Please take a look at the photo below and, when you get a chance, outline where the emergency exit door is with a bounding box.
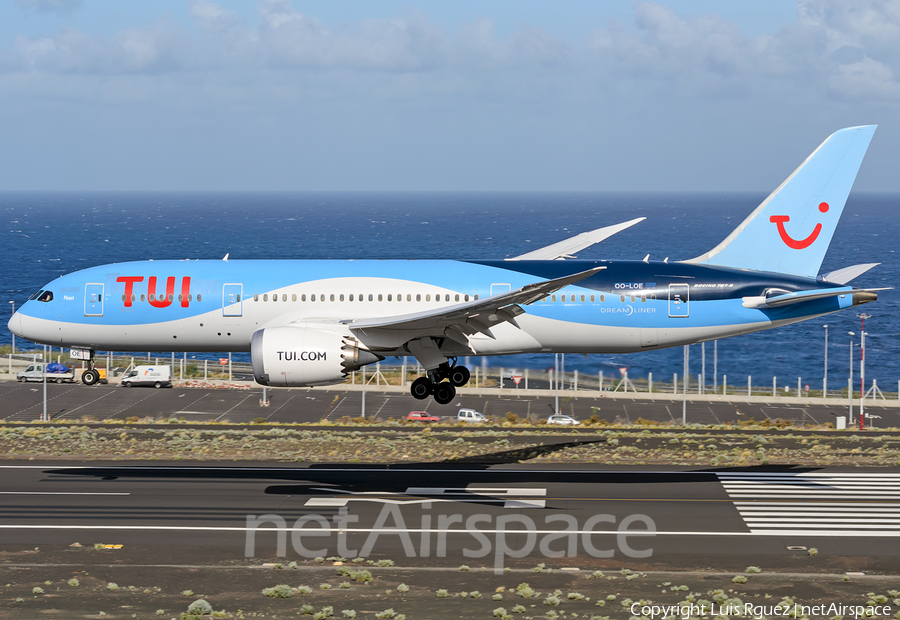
[84,283,104,316]
[668,283,689,317]
[222,283,243,317]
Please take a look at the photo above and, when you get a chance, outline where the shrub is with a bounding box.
[470,591,481,598]
[339,582,351,589]
[350,570,373,583]
[511,605,526,613]
[107,582,119,590]
[568,592,585,600]
[320,583,332,590]
[592,570,604,578]
[493,593,503,601]
[746,566,761,573]
[459,565,470,572]
[375,559,394,567]
[68,578,80,586]
[544,595,561,606]
[32,587,44,595]
[182,590,194,596]
[187,599,213,615]
[733,576,748,584]
[296,585,313,595]
[397,584,409,593]
[436,589,448,598]
[375,610,397,619]
[808,547,818,556]
[156,611,165,617]
[301,604,315,614]
[262,584,293,598]
[342,612,357,619]
[533,563,546,573]
[494,608,509,617]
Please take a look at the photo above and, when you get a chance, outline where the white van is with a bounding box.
[121,365,172,388]
[457,408,487,423]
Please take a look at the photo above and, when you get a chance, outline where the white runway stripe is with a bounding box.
[718,472,900,534]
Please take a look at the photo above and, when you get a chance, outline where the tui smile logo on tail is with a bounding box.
[769,202,829,249]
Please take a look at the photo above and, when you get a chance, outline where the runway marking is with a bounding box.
[0,492,129,496]
[0,524,897,537]
[718,472,900,533]
[215,394,254,421]
[304,486,547,509]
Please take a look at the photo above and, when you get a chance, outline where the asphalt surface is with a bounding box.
[2,379,898,427]
[1,462,899,571]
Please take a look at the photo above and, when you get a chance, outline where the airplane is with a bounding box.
[8,125,884,405]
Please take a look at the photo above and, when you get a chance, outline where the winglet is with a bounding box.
[507,217,645,261]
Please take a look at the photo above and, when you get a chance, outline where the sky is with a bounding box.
[0,0,898,191]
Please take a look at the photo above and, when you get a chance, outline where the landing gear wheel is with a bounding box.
[448,366,470,387]
[410,377,432,400]
[82,369,100,386]
[433,382,456,405]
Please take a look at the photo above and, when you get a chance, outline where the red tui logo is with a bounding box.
[769,202,829,250]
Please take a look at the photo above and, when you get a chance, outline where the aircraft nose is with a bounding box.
[7,311,22,338]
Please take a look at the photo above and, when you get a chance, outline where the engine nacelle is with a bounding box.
[251,325,383,387]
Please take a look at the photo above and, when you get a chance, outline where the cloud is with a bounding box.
[3,0,900,110]
[14,0,81,14]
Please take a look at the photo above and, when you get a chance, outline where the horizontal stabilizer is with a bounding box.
[742,286,886,309]
[507,217,645,261]
[822,263,880,285]
[686,126,876,278]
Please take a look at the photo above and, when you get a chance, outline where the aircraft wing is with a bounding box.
[341,266,605,345]
[506,217,645,261]
[742,287,887,309]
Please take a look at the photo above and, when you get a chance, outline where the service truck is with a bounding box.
[120,365,172,388]
[17,363,75,384]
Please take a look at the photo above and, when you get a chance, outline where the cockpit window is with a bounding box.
[29,289,44,301]
[37,291,53,302]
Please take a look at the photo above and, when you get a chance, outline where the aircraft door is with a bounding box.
[84,283,104,316]
[223,283,243,317]
[668,284,689,318]
[490,283,511,296]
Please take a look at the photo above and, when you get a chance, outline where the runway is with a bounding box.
[2,463,899,571]
[2,380,896,427]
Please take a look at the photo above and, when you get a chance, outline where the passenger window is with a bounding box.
[121,294,126,302]
[169,294,174,302]
[474,294,478,300]
[551,295,556,302]
[254,294,259,302]
[641,295,646,303]
[263,294,268,301]
[581,294,585,302]
[378,294,382,302]
[150,294,156,302]
[348,294,353,301]
[302,294,307,302]
[283,294,287,302]
[426,294,431,302]
[397,293,401,301]
[601,294,605,302]
[188,294,192,302]
[465,294,469,302]
[651,294,656,300]
[631,295,636,302]
[455,294,460,302]
[339,294,344,302]
[140,294,146,302]
[330,294,335,302]
[407,294,411,301]
[620,295,625,302]
[236,295,240,302]
[416,294,421,302]
[444,294,448,302]
[590,294,595,302]
[197,294,202,302]
[387,294,392,301]
[368,294,373,301]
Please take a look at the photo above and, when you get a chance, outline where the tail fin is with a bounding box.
[686,125,876,278]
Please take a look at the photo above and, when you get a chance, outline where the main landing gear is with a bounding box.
[409,361,471,405]
[81,350,100,386]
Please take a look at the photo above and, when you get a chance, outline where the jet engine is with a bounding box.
[251,324,383,387]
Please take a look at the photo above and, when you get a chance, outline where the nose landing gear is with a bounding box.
[408,361,471,404]
[80,350,99,386]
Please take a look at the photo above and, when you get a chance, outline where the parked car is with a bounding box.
[457,408,487,423]
[547,414,580,425]
[407,411,440,422]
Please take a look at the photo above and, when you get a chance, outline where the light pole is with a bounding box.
[8,301,14,354]
[848,332,855,425]
[857,313,871,432]
[823,325,828,399]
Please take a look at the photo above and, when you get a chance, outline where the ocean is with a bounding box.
[1,191,898,391]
